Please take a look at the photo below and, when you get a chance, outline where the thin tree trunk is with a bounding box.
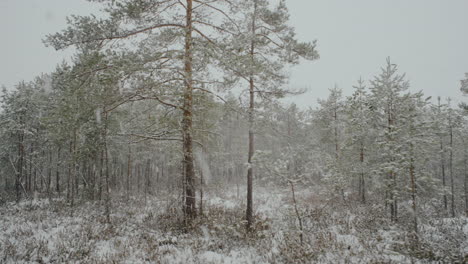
[156,161,160,195]
[144,159,150,205]
[71,131,77,208]
[464,149,468,217]
[388,110,395,221]
[449,112,455,217]
[137,163,141,195]
[16,132,24,202]
[120,163,124,193]
[4,173,7,192]
[438,98,448,211]
[104,112,111,223]
[33,149,37,193]
[409,154,418,234]
[56,146,61,193]
[47,149,52,198]
[334,106,339,160]
[99,149,104,201]
[91,158,96,200]
[182,0,196,219]
[67,141,72,203]
[246,0,258,232]
[199,166,204,216]
[40,150,44,191]
[127,144,131,199]
[289,180,303,245]
[393,172,398,222]
[360,142,366,203]
[28,145,33,193]
[441,139,447,211]
[386,106,399,222]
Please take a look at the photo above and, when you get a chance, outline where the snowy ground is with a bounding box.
[1,186,467,263]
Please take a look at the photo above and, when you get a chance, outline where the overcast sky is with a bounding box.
[1,0,467,108]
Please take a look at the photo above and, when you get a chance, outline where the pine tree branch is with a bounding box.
[193,87,228,104]
[131,94,183,110]
[193,20,237,35]
[193,0,240,34]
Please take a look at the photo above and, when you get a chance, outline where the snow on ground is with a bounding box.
[0,186,467,263]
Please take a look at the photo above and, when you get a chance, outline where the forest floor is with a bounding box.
[0,185,467,263]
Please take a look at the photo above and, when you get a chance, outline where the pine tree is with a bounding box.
[369,58,410,222]
[220,0,319,230]
[461,73,468,95]
[400,91,432,234]
[45,0,245,220]
[313,86,349,200]
[346,78,373,203]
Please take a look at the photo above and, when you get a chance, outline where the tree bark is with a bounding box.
[67,141,72,203]
[56,146,61,193]
[28,145,33,192]
[449,112,455,217]
[127,143,131,199]
[33,147,37,192]
[438,98,448,211]
[388,110,397,222]
[464,148,468,217]
[360,142,366,203]
[246,0,258,231]
[199,166,204,216]
[137,163,141,194]
[16,132,24,202]
[289,180,303,245]
[410,154,418,234]
[99,149,104,201]
[334,105,339,160]
[441,139,447,211]
[182,0,196,219]
[104,112,111,223]
[47,149,52,197]
[71,131,77,207]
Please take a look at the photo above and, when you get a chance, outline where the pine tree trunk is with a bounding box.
[156,161,160,195]
[199,167,204,216]
[246,74,255,231]
[16,132,24,202]
[67,141,72,203]
[449,116,455,217]
[99,149,104,201]
[28,145,32,193]
[33,149,37,192]
[104,112,111,223]
[144,159,150,204]
[91,157,97,200]
[441,139,447,211]
[388,111,395,222]
[56,146,61,193]
[71,131,77,208]
[360,143,365,203]
[438,99,448,211]
[410,155,418,234]
[334,107,339,160]
[464,149,468,217]
[393,172,398,222]
[137,163,141,194]
[47,149,52,197]
[246,0,258,232]
[289,180,303,245]
[127,144,131,199]
[182,0,196,219]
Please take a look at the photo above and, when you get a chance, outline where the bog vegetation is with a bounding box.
[1,0,468,263]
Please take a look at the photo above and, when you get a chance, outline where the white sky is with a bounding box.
[1,0,468,108]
